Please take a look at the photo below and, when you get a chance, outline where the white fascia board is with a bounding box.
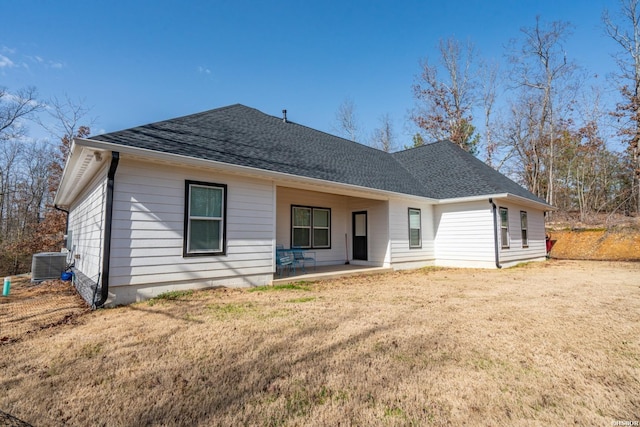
[504,193,557,211]
[437,193,555,211]
[54,140,110,207]
[54,139,79,206]
[437,194,509,205]
[72,138,439,203]
[440,193,555,211]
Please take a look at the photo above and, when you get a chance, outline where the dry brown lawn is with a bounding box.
[1,277,89,344]
[1,260,639,426]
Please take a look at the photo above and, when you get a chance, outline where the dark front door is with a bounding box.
[352,211,367,261]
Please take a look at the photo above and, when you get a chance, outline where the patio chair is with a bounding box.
[291,247,316,273]
[276,252,295,277]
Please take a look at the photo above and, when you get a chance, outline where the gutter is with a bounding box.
[54,204,69,237]
[94,151,120,308]
[438,193,553,212]
[489,198,502,269]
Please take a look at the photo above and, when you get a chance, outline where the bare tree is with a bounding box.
[505,17,578,207]
[0,141,23,236]
[496,93,543,191]
[552,115,615,220]
[0,90,94,275]
[479,59,501,166]
[603,0,640,213]
[371,114,396,152]
[0,86,42,141]
[411,37,479,153]
[37,98,93,257]
[38,94,94,143]
[333,98,360,142]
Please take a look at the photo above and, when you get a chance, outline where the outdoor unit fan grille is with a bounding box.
[31,252,67,282]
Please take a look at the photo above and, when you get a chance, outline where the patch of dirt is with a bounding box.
[0,276,89,344]
[549,228,640,261]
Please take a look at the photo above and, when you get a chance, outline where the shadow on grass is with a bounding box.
[0,409,33,427]
[128,302,206,324]
[115,316,397,425]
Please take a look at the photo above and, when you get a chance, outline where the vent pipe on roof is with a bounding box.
[282,109,287,123]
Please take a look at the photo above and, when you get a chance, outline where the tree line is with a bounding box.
[0,88,89,275]
[335,1,640,221]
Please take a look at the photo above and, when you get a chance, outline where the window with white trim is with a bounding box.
[291,206,331,248]
[499,207,510,249]
[520,211,528,248]
[408,208,422,248]
[184,180,226,256]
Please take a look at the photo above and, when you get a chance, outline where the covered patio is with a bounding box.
[271,264,392,285]
[275,185,391,271]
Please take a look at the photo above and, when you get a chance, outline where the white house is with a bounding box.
[54,104,552,307]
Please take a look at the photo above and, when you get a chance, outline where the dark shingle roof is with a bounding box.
[92,104,548,206]
[392,141,549,204]
[93,104,427,197]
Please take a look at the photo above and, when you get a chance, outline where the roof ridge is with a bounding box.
[390,139,453,183]
[392,139,451,155]
[257,108,390,155]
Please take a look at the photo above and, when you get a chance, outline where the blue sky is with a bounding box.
[1,0,618,147]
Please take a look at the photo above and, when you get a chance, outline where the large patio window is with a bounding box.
[184,180,227,256]
[408,208,422,248]
[292,206,331,249]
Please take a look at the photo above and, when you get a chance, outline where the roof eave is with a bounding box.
[437,193,555,211]
[70,137,440,203]
[503,193,556,211]
[54,139,111,208]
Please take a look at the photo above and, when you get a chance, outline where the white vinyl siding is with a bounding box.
[109,159,274,296]
[67,165,108,282]
[434,200,546,268]
[497,202,546,265]
[389,200,434,268]
[434,201,495,268]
